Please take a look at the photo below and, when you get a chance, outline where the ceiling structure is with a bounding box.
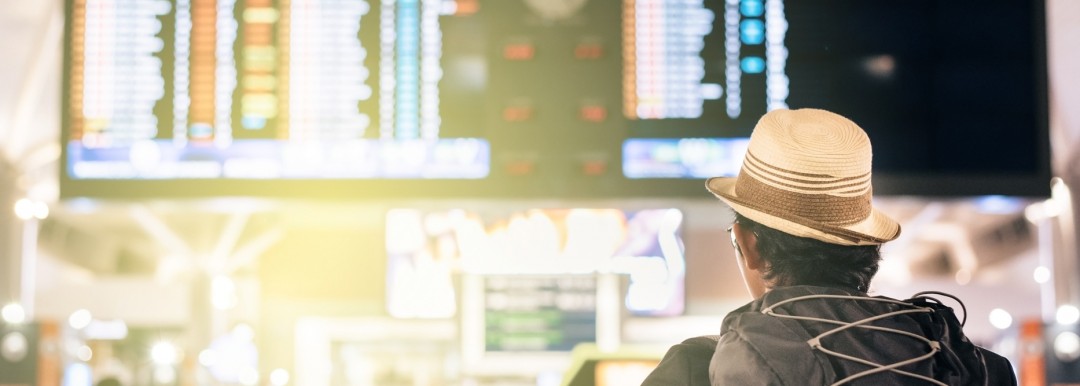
[0,0,1064,310]
[0,0,63,202]
[0,0,1049,283]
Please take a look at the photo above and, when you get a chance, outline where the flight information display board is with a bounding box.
[65,0,486,183]
[385,208,686,319]
[62,0,1050,198]
[483,275,597,352]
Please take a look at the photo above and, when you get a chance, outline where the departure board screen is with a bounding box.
[620,0,1050,198]
[385,208,686,319]
[62,0,1050,198]
[64,0,489,198]
[483,275,597,352]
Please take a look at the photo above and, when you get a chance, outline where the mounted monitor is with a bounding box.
[384,208,686,319]
[61,0,1049,198]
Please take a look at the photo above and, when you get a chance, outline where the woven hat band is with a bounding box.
[733,170,872,226]
[742,152,871,197]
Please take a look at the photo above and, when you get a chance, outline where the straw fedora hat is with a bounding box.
[706,108,901,246]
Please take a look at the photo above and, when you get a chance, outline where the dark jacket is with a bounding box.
[642,286,1016,385]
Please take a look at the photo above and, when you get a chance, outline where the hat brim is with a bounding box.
[706,177,901,246]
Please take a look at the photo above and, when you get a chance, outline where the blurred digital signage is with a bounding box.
[63,0,488,195]
[482,275,597,352]
[385,208,686,319]
[62,0,1049,198]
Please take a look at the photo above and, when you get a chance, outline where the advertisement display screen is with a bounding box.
[385,208,686,319]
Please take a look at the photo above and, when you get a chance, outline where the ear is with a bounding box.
[733,223,764,271]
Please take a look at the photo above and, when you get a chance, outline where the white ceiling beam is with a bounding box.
[225,226,285,274]
[207,212,251,272]
[1,0,62,163]
[129,205,193,258]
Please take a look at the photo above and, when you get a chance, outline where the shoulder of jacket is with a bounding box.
[681,335,721,347]
[714,318,832,385]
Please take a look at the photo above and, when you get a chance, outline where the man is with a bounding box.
[642,109,1016,385]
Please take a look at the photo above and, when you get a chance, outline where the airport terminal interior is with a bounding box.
[1,0,1080,385]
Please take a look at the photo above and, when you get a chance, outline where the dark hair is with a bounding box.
[734,212,881,293]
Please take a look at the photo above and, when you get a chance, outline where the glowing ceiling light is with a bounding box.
[69,309,93,330]
[232,323,255,343]
[1,304,26,324]
[988,308,1013,330]
[1034,266,1051,284]
[211,275,238,310]
[13,199,35,220]
[76,345,94,362]
[269,368,290,386]
[1055,331,1080,362]
[32,201,49,219]
[1058,305,1080,325]
[151,341,179,365]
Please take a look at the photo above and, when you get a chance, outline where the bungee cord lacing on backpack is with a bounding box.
[761,294,950,386]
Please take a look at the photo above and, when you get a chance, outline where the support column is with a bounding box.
[0,159,25,311]
[1059,168,1080,313]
